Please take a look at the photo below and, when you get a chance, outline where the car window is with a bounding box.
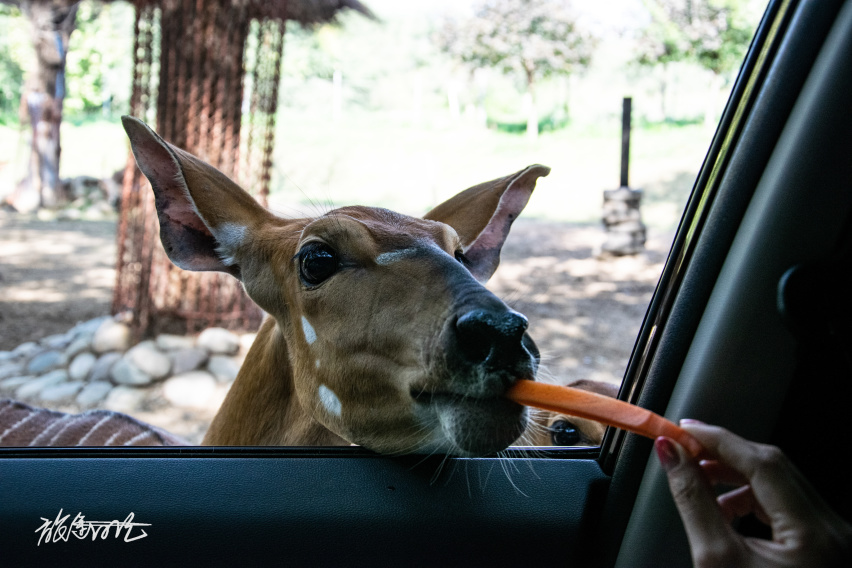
[0,0,765,452]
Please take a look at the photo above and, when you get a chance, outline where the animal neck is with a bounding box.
[201,318,348,447]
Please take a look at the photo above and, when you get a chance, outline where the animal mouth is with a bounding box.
[413,389,481,403]
[410,388,510,407]
[410,386,527,456]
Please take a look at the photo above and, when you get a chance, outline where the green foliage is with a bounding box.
[487,110,568,134]
[280,10,450,113]
[0,1,133,122]
[282,24,340,82]
[635,0,754,76]
[435,0,596,87]
[0,5,30,121]
[483,76,569,134]
[64,1,134,118]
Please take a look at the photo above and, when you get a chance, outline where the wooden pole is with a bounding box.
[620,97,631,188]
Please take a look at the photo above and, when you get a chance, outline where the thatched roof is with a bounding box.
[131,0,374,25]
[255,0,374,24]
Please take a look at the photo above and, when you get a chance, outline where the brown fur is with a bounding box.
[124,116,550,456]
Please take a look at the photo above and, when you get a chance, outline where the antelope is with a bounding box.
[0,119,617,453]
[525,379,620,447]
[121,116,551,457]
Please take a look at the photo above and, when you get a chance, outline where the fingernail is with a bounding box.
[680,418,705,426]
[655,436,681,471]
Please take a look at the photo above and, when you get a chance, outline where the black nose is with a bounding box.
[456,309,529,368]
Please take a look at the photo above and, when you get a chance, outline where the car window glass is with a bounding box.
[0,0,765,450]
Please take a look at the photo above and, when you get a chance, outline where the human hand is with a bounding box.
[655,422,852,567]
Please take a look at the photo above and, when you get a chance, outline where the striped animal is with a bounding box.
[0,399,187,447]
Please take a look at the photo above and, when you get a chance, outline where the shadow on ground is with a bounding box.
[0,213,116,350]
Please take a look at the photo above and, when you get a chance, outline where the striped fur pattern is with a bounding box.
[0,399,188,447]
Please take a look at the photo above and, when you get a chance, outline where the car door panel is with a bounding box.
[1,450,606,566]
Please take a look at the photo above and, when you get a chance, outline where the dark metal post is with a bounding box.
[620,97,631,188]
[602,97,646,256]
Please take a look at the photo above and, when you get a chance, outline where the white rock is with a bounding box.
[162,371,218,409]
[40,381,84,402]
[110,357,155,386]
[171,347,209,375]
[155,334,196,351]
[64,337,92,359]
[124,340,171,379]
[0,376,33,391]
[0,362,24,380]
[68,352,97,381]
[12,342,40,358]
[90,352,122,383]
[15,370,69,399]
[42,333,72,350]
[76,381,114,406]
[91,319,132,354]
[26,350,67,375]
[103,385,148,413]
[69,316,111,341]
[207,355,241,383]
[197,328,240,355]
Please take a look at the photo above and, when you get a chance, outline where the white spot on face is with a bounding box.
[218,223,247,247]
[376,247,419,265]
[215,223,247,266]
[301,316,317,345]
[318,384,342,417]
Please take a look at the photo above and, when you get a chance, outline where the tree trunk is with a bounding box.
[16,1,78,211]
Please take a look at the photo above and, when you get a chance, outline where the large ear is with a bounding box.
[122,116,271,280]
[424,164,550,281]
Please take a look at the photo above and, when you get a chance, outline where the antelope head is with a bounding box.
[122,116,549,457]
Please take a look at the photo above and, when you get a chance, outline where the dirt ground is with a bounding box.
[487,219,672,387]
[0,211,672,391]
[0,211,118,350]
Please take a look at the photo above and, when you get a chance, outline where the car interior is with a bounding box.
[2,0,851,565]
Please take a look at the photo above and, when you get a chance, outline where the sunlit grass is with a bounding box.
[271,109,712,231]
[0,119,130,196]
[0,113,710,234]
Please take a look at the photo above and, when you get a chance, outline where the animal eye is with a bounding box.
[454,249,469,265]
[550,419,581,446]
[299,243,339,286]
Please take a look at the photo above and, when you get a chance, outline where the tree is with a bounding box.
[437,0,595,138]
[0,6,29,118]
[1,0,78,211]
[63,1,133,117]
[635,0,754,123]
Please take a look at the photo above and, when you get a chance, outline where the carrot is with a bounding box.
[505,380,706,459]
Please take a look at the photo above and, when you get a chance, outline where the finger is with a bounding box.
[680,423,821,525]
[699,459,749,487]
[656,437,737,556]
[717,485,771,525]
